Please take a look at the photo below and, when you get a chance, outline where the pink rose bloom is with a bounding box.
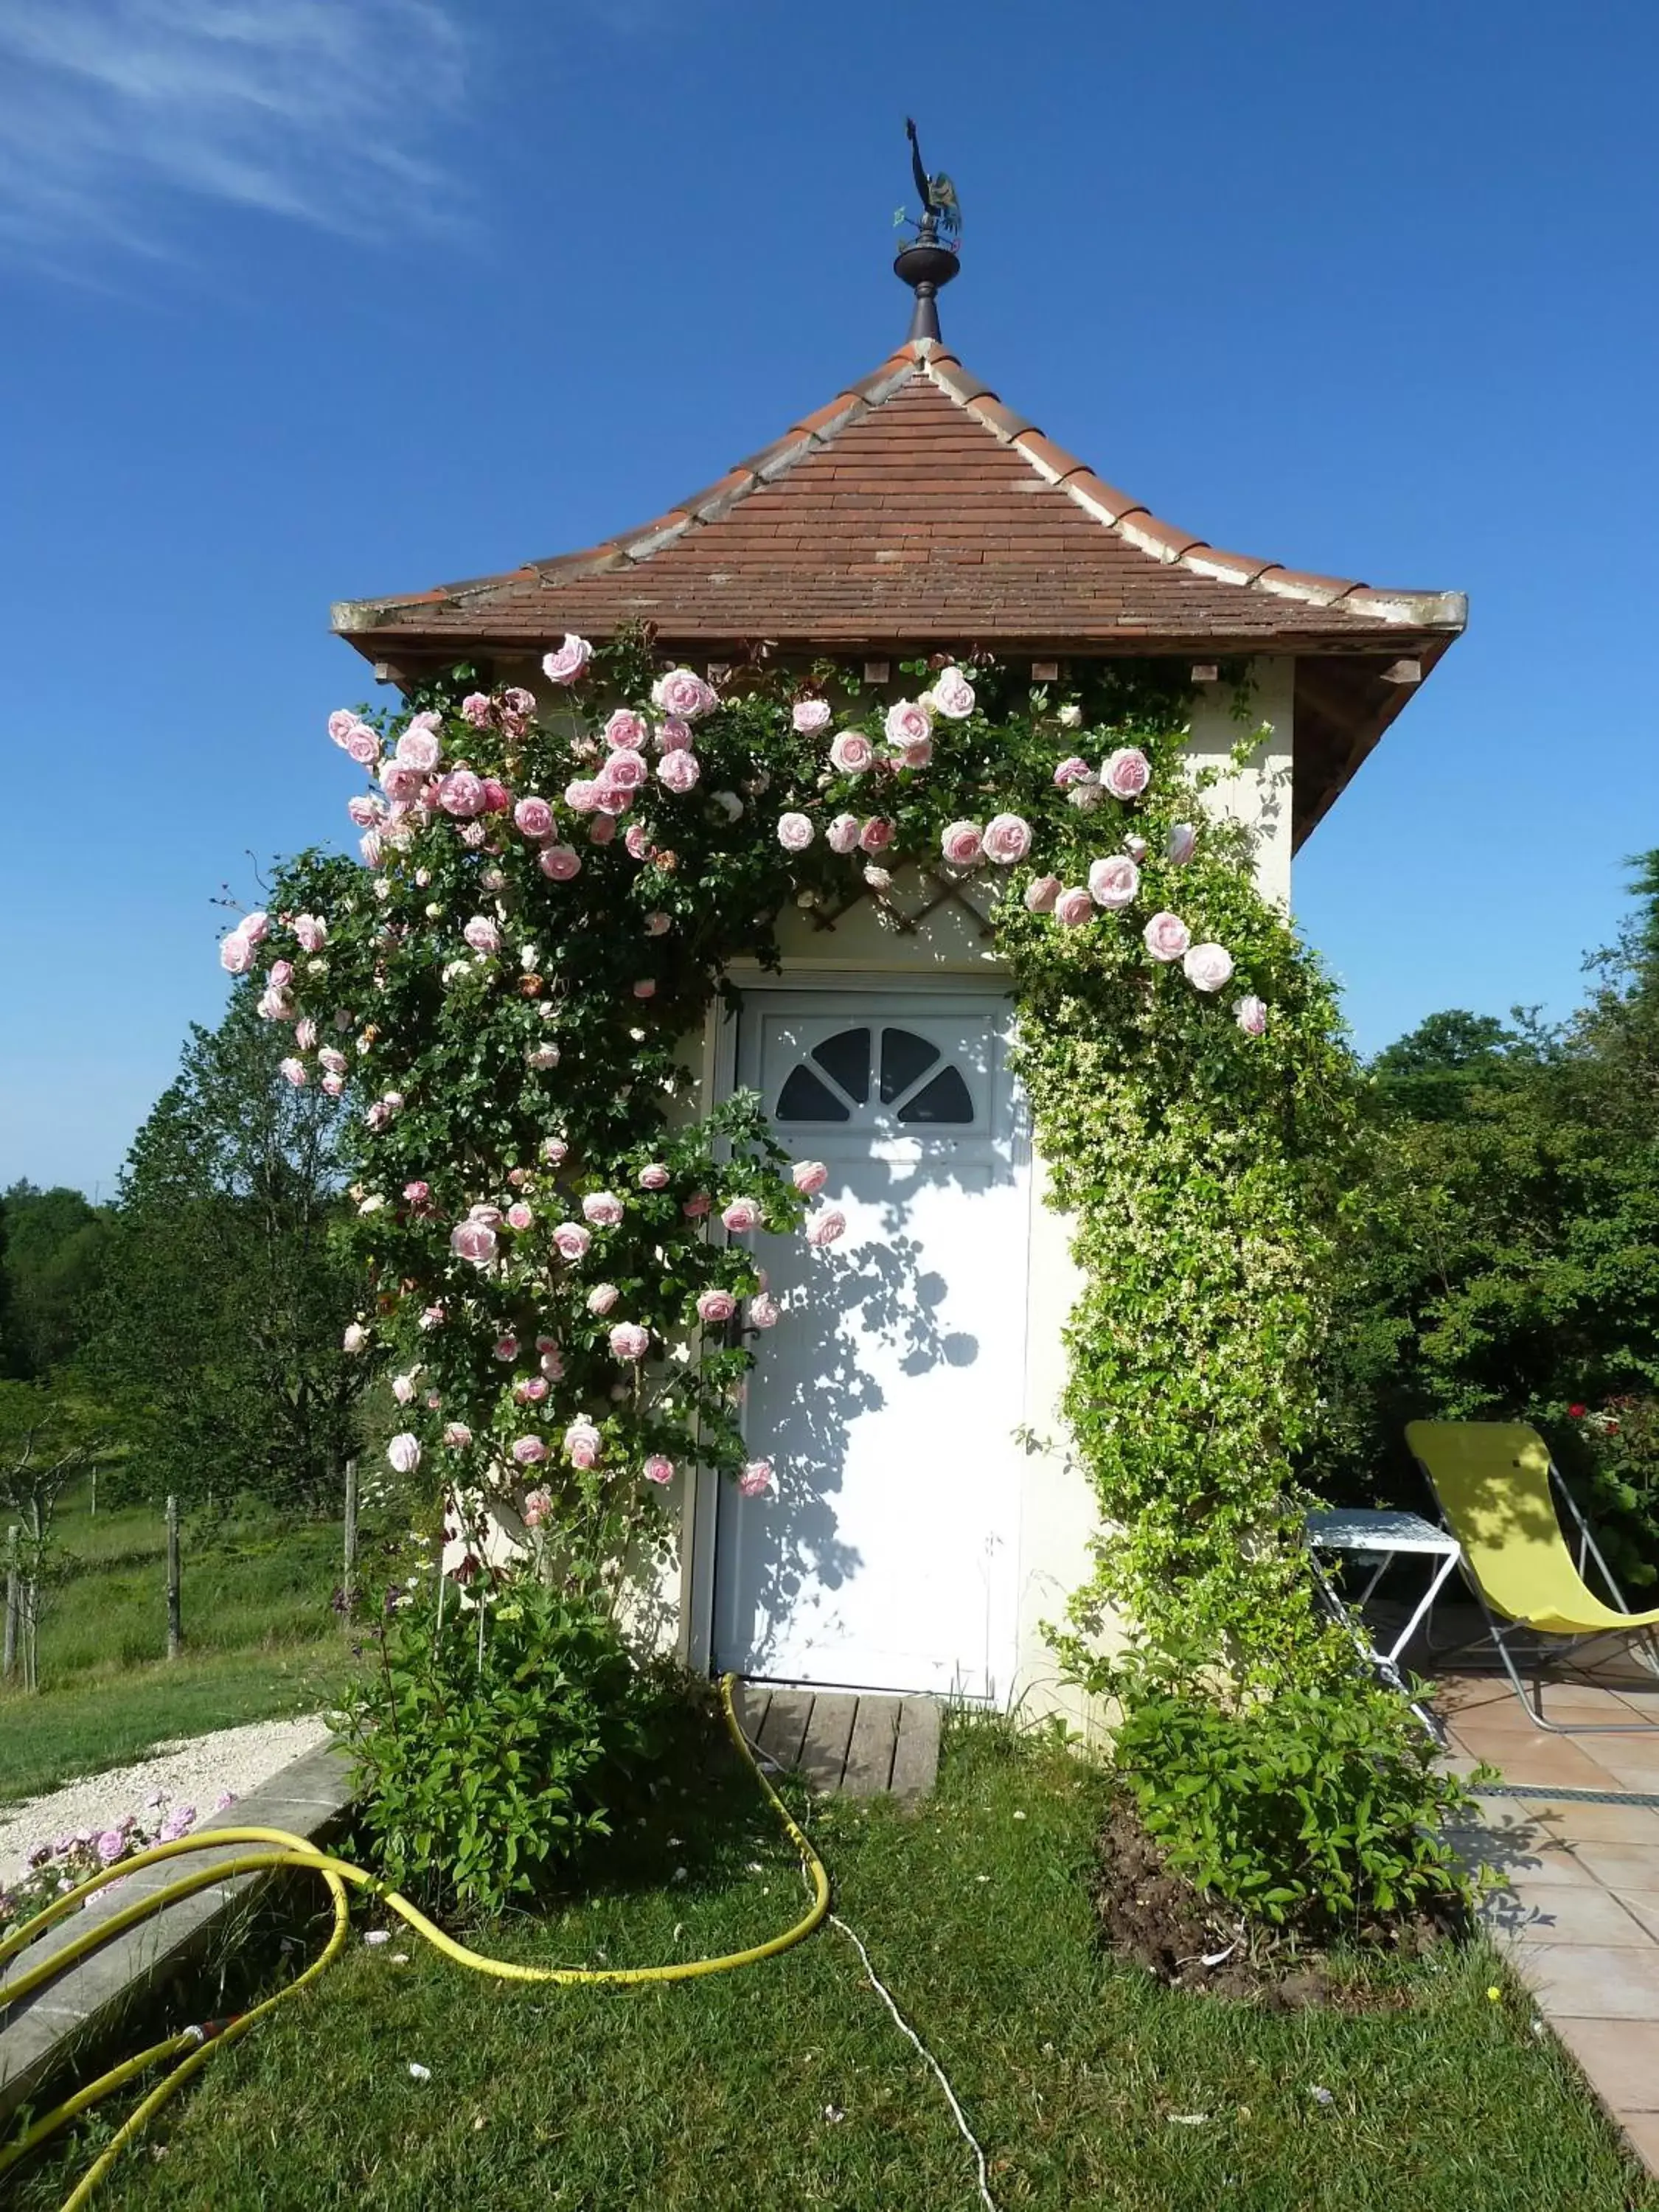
[829,730,875,775]
[1024,874,1062,914]
[543,634,592,684]
[928,666,976,720]
[1088,855,1141,909]
[638,1163,670,1189]
[604,709,650,751]
[514,796,554,841]
[256,984,292,1021]
[438,769,487,818]
[493,1334,520,1361]
[528,1042,561,1070]
[395,727,441,773]
[589,815,618,845]
[263,956,291,984]
[656,748,701,793]
[633,977,656,1001]
[1123,834,1148,863]
[343,1321,369,1353]
[892,733,933,769]
[327,709,357,745]
[1143,911,1192,962]
[656,714,693,753]
[479,777,512,814]
[506,1201,534,1231]
[645,912,671,937]
[983,813,1032,866]
[391,1372,417,1405]
[941,820,984,867]
[586,1283,620,1317]
[538,844,582,882]
[602,748,647,791]
[387,1433,422,1475]
[1054,757,1094,787]
[463,915,501,955]
[643,1453,675,1485]
[863,863,892,891]
[792,1160,829,1195]
[554,1222,594,1260]
[1102,746,1152,801]
[776,812,815,852]
[501,687,535,721]
[522,1485,553,1528]
[441,1423,473,1452]
[219,929,255,975]
[449,1218,498,1265]
[1054,887,1095,928]
[1183,942,1235,993]
[792,698,832,733]
[469,1203,505,1226]
[650,668,717,720]
[739,1459,775,1498]
[511,1435,548,1467]
[1167,821,1198,865]
[625,824,652,860]
[884,699,933,749]
[421,1303,447,1329]
[359,830,385,868]
[722,1197,761,1234]
[859,817,894,855]
[749,1293,782,1329]
[541,1135,568,1164]
[346,795,383,828]
[345,725,380,766]
[564,1420,602,1468]
[379,759,425,804]
[805,1207,846,1248]
[296,914,330,953]
[320,1047,347,1074]
[827,813,860,855]
[582,1191,624,1227]
[609,1321,650,1362]
[697,1289,737,1324]
[460,692,493,727]
[539,1343,565,1381]
[684,1192,712,1220]
[1234,994,1268,1036]
[321,1071,345,1096]
[565,779,601,813]
[403,1179,431,1208]
[460,822,489,849]
[279,1057,307,1086]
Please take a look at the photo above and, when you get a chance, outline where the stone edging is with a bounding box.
[0,1738,355,2128]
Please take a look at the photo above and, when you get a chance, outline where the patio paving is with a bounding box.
[728,1680,940,1800]
[1441,1669,1659,2172]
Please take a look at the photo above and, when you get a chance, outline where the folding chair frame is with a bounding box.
[1414,1443,1659,1733]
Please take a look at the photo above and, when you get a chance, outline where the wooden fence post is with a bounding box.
[165,1495,182,1661]
[341,1458,359,1627]
[2,1526,18,1683]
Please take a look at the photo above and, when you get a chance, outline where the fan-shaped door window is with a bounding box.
[774,1023,976,1127]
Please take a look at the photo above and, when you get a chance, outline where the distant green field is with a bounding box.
[0,1482,378,1802]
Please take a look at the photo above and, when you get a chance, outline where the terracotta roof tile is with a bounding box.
[330,339,1467,660]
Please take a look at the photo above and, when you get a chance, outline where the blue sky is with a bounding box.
[1,0,1653,1196]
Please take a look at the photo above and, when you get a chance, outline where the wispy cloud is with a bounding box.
[0,0,471,265]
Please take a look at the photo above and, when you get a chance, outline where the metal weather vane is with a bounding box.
[895,116,961,248]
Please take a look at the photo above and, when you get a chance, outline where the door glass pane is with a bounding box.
[896,1066,974,1124]
[811,1027,871,1104]
[879,1027,940,1104]
[776,1065,851,1122]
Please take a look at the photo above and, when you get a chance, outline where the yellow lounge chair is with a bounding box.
[1407,1419,1659,1732]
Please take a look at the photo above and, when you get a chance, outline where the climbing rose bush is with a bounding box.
[222,636,1342,1680]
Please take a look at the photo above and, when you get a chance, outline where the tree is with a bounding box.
[0,1380,109,1691]
[0,1181,109,1379]
[88,993,371,1515]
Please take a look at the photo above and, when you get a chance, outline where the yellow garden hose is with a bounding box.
[0,1676,830,2207]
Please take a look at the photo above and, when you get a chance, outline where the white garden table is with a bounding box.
[1304,1507,1465,1737]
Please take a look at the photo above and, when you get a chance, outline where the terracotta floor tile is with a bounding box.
[1517,1942,1659,2018]
[1450,1732,1630,1791]
[1551,2017,1659,2112]
[1482,1883,1652,1945]
[1577,1843,1659,1891]
[1615,2110,1659,2174]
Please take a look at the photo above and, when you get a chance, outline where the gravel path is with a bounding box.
[0,1717,335,1884]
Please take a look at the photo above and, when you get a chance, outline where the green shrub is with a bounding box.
[1107,1649,1475,1933]
[341,1572,665,1919]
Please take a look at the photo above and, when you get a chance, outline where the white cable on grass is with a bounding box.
[828,1913,1000,2212]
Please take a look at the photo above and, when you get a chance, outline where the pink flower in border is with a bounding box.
[1234,993,1268,1037]
[1024,874,1062,914]
[638,1163,670,1189]
[462,915,501,956]
[292,913,327,953]
[697,1288,737,1324]
[1167,821,1198,865]
[1088,855,1140,910]
[827,813,860,855]
[460,692,494,728]
[883,698,933,750]
[327,709,357,745]
[632,978,656,999]
[739,1459,775,1498]
[501,687,535,722]
[395,727,442,773]
[279,1057,307,1086]
[541,1135,568,1164]
[982,813,1032,865]
[219,930,255,975]
[506,1201,534,1231]
[1183,942,1235,993]
[928,665,976,720]
[722,1197,761,1234]
[588,815,617,846]
[776,812,815,853]
[587,1282,620,1316]
[514,796,554,841]
[604,709,650,751]
[345,725,381,766]
[656,714,694,753]
[792,698,832,733]
[493,1334,520,1362]
[522,1484,554,1528]
[1054,887,1095,928]
[602,747,648,791]
[643,1453,675,1486]
[542,634,592,684]
[437,769,487,818]
[403,1179,431,1208]
[582,1191,625,1227]
[387,1433,422,1475]
[656,748,701,795]
[859,817,894,855]
[828,730,875,775]
[805,1207,846,1248]
[511,1435,548,1467]
[608,1321,650,1363]
[1101,746,1152,801]
[650,667,718,720]
[565,779,601,813]
[644,911,671,936]
[940,820,984,867]
[1123,833,1148,863]
[749,1293,781,1329]
[442,1421,472,1447]
[683,1192,712,1220]
[553,1221,592,1262]
[538,844,582,882]
[1053,757,1093,787]
[791,1160,829,1195]
[1142,911,1192,962]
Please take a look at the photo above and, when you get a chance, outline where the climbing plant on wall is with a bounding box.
[221,631,1361,1693]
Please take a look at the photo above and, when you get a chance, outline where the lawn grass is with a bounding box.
[0,1482,377,1802]
[12,1718,1652,2211]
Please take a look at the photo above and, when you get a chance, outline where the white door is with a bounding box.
[713,989,1029,1700]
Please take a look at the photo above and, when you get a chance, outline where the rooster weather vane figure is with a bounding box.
[896,116,961,248]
